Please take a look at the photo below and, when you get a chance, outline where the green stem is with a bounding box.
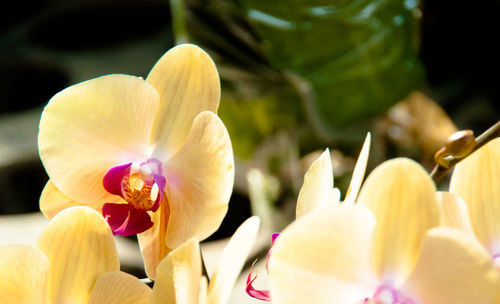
[169,0,189,44]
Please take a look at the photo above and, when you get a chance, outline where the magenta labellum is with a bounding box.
[102,159,166,236]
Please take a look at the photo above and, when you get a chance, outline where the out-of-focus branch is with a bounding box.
[430,120,500,184]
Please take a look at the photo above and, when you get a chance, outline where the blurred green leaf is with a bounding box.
[219,91,302,158]
[177,0,304,157]
[173,0,423,157]
[239,0,424,128]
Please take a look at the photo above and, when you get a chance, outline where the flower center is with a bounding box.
[103,158,166,212]
[492,253,500,270]
[121,173,159,210]
[364,284,417,304]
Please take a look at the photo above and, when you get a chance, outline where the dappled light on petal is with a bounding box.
[403,227,500,304]
[269,205,376,304]
[88,271,152,304]
[148,44,221,158]
[38,75,159,204]
[450,138,500,253]
[357,158,440,283]
[37,207,120,304]
[0,245,49,304]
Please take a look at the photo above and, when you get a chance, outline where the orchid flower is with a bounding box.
[268,158,500,304]
[444,138,500,267]
[295,133,371,218]
[38,44,234,278]
[0,206,151,304]
[246,134,371,301]
[151,216,260,304]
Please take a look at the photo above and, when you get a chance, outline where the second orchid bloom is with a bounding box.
[267,151,500,303]
[38,44,234,278]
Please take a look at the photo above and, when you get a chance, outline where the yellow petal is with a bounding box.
[88,271,152,304]
[139,111,233,278]
[37,206,120,304]
[40,180,119,219]
[269,205,376,304]
[164,112,233,248]
[152,238,201,304]
[296,149,335,218]
[137,196,172,279]
[199,276,208,304]
[357,158,440,283]
[147,44,220,158]
[344,132,371,204]
[40,180,77,219]
[207,216,260,304]
[38,74,159,203]
[436,191,475,236]
[0,245,49,304]
[403,227,500,304]
[450,138,500,253]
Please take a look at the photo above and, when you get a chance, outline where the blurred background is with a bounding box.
[0,0,499,298]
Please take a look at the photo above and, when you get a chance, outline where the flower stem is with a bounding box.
[169,0,189,44]
[430,120,500,184]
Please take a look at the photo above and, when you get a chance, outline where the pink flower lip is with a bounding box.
[103,163,132,197]
[246,261,271,302]
[492,253,500,270]
[246,233,279,302]
[365,283,417,304]
[102,203,154,236]
[102,158,166,235]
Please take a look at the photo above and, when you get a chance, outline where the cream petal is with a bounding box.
[139,111,233,277]
[147,44,220,158]
[137,195,172,279]
[38,74,159,203]
[403,227,500,304]
[88,271,151,304]
[269,205,376,304]
[436,191,475,236]
[39,180,122,219]
[152,238,201,304]
[207,216,260,304]
[163,111,233,248]
[36,206,120,304]
[450,138,500,253]
[199,277,208,304]
[344,133,371,204]
[0,245,49,304]
[296,149,335,218]
[357,158,440,283]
